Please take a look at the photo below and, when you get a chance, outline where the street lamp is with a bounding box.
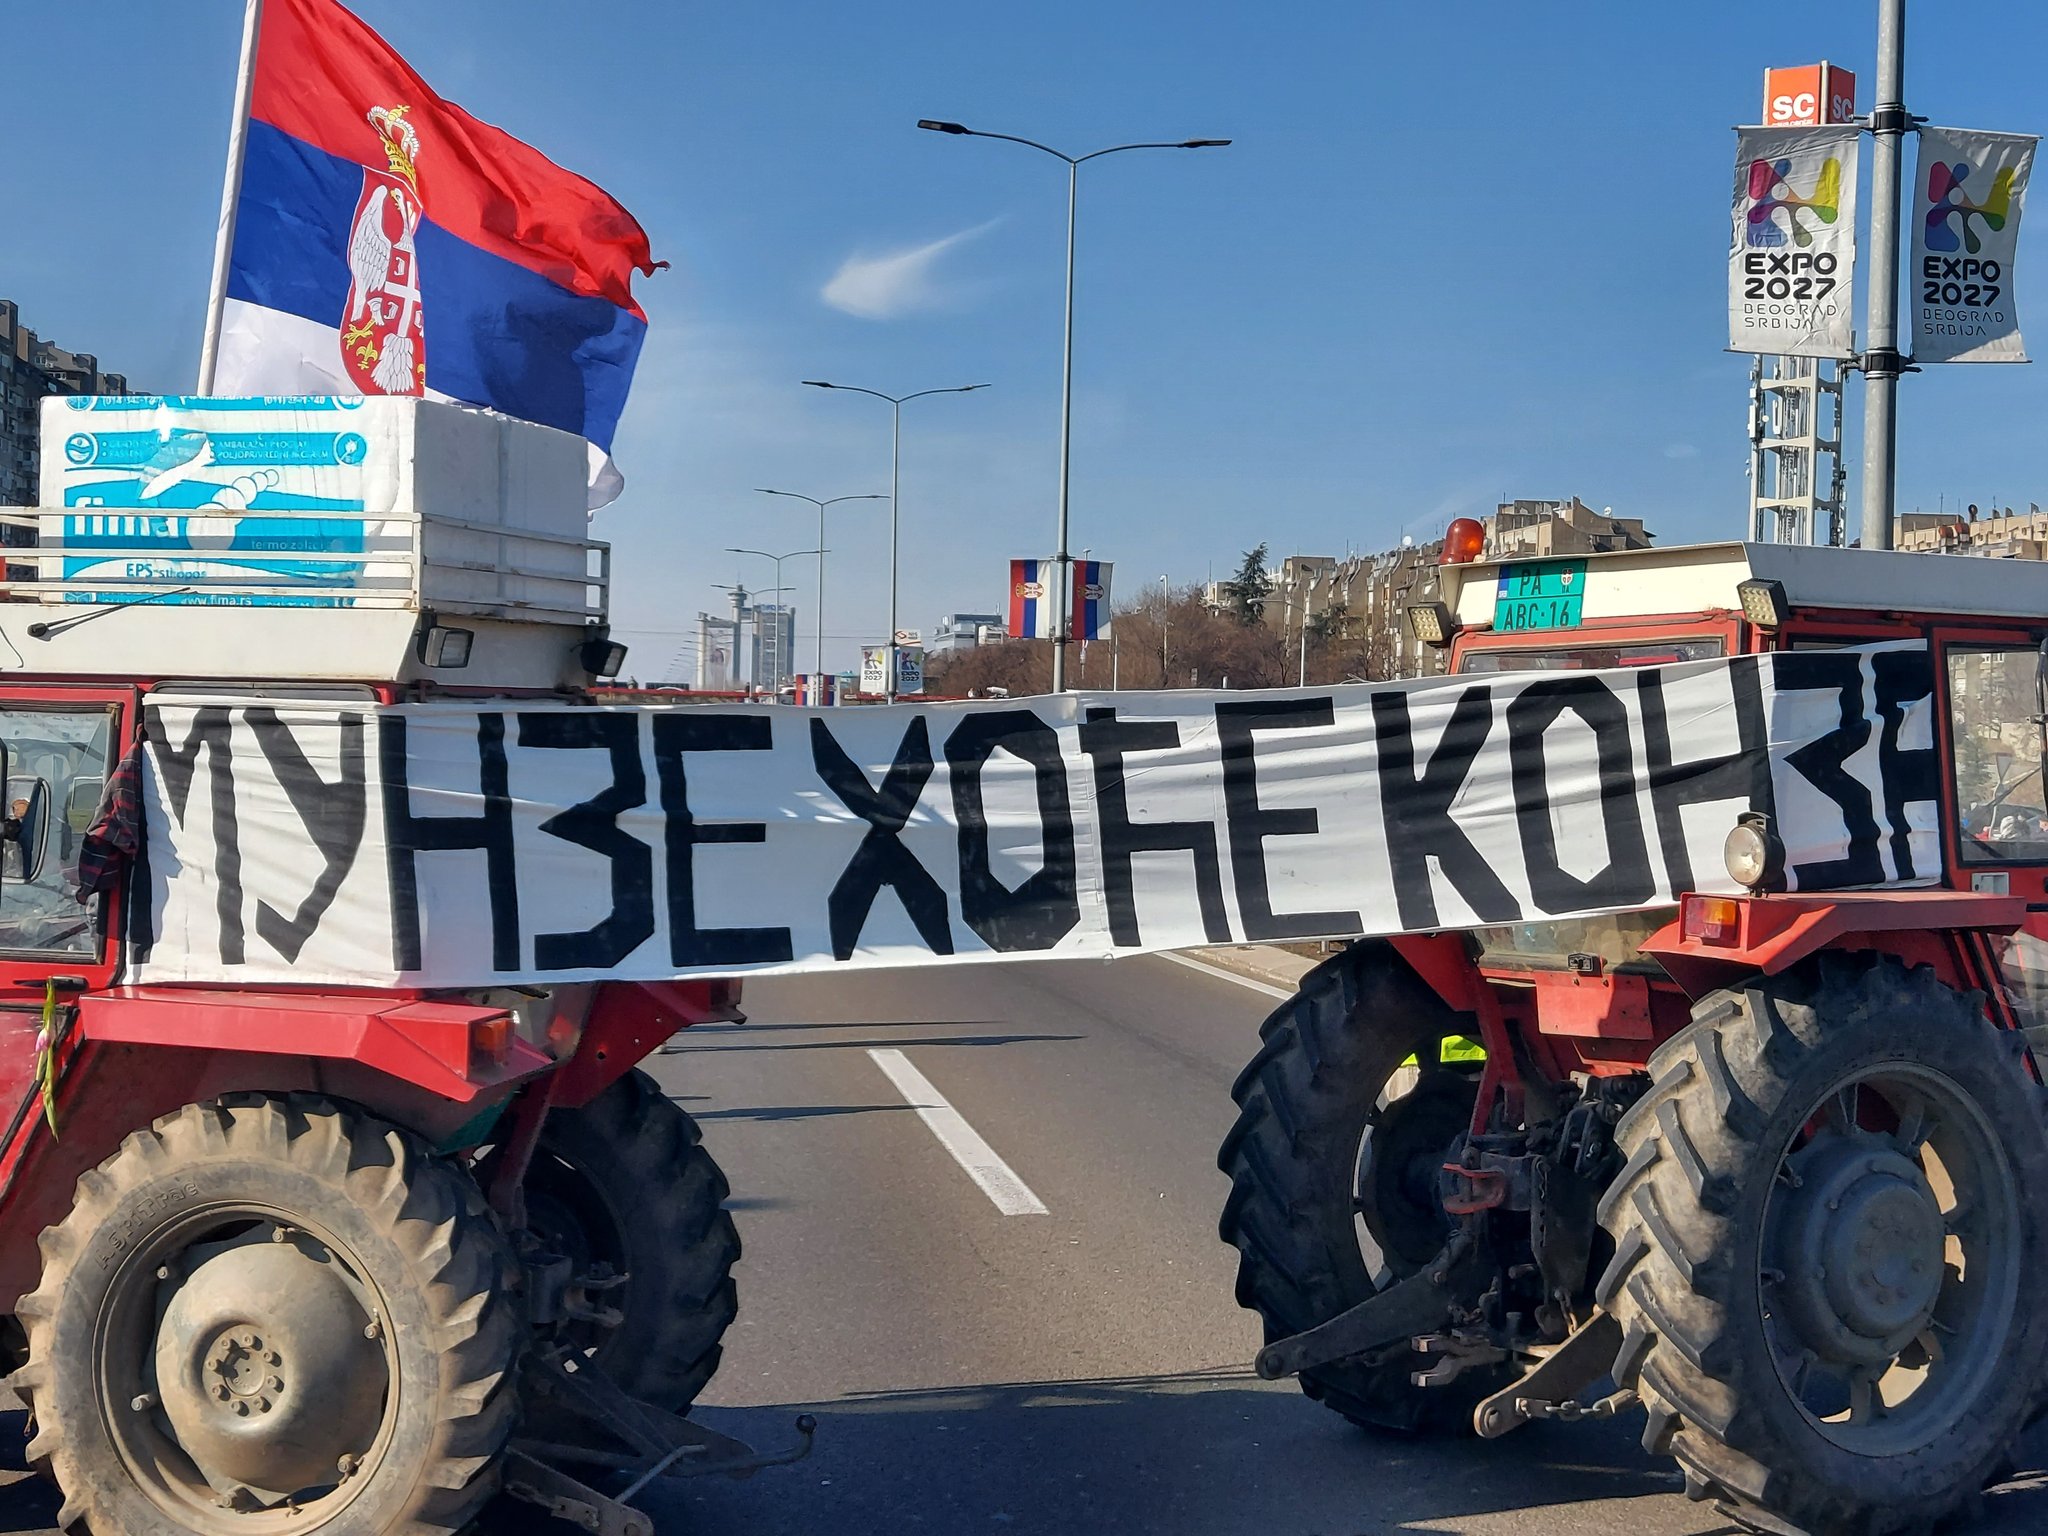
[802,379,989,699]
[918,119,1229,692]
[1160,573,1170,686]
[754,489,886,678]
[726,548,824,698]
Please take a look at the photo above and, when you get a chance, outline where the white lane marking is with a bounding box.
[866,1048,1049,1217]
[1157,950,1299,1000]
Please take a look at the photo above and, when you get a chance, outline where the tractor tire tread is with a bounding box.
[1598,954,2048,1536]
[11,1093,516,1536]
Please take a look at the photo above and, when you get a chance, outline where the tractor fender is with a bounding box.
[79,986,552,1103]
[546,979,744,1110]
[1640,888,2027,998]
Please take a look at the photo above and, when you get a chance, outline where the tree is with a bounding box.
[1228,544,1273,628]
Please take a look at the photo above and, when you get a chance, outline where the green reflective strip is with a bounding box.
[1399,1037,1487,1071]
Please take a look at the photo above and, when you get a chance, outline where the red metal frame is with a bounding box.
[1399,596,2048,1134]
[0,675,750,1312]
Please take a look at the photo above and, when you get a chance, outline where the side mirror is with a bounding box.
[4,776,53,885]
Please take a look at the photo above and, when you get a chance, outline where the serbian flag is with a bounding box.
[208,0,661,507]
[1008,558,1113,639]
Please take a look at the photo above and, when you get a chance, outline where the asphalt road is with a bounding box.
[5,952,2048,1535]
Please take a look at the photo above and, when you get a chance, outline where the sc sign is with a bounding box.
[1764,63,1858,128]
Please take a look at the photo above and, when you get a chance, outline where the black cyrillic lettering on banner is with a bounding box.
[1217,698,1362,941]
[1078,709,1230,945]
[1872,647,1939,880]
[246,708,365,963]
[1506,677,1656,912]
[1637,657,1772,894]
[144,706,243,965]
[519,713,656,970]
[651,714,793,967]
[1370,687,1520,929]
[380,713,519,972]
[810,717,954,961]
[944,710,1080,952]
[1772,651,1884,888]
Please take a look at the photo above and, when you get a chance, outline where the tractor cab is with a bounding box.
[1422,534,2048,1023]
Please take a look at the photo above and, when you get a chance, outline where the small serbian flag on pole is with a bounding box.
[1071,558,1113,641]
[198,0,663,508]
[1009,558,1112,639]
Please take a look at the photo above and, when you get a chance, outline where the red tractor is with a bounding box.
[1219,534,2048,1536]
[0,435,803,1533]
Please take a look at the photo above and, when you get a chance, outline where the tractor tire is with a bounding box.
[1598,954,2048,1536]
[1218,940,1506,1432]
[10,1094,518,1536]
[524,1068,740,1412]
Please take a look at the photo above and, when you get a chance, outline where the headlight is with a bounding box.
[1723,815,1778,890]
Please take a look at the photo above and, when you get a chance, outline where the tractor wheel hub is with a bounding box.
[1778,1137,1945,1366]
[153,1228,388,1498]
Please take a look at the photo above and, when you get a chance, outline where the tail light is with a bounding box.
[1681,895,1742,946]
[1440,518,1485,565]
[469,1012,515,1070]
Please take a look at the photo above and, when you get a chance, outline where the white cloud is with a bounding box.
[820,221,996,319]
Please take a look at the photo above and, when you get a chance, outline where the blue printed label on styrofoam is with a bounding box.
[64,395,367,412]
[59,430,369,470]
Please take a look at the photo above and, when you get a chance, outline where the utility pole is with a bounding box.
[1860,0,1909,550]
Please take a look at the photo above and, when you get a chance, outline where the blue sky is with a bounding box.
[8,2,2047,677]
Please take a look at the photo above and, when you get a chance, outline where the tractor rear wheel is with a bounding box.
[1218,940,1505,1431]
[1599,954,2048,1536]
[523,1068,740,1412]
[11,1094,517,1536]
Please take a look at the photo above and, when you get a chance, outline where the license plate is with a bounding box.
[1493,560,1587,632]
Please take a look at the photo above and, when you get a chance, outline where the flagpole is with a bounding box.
[197,0,264,394]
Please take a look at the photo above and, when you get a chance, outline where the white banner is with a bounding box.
[1911,127,2037,363]
[1730,126,1861,357]
[124,645,1939,988]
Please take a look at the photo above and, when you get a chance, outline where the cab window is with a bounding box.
[1948,645,2048,864]
[0,706,117,955]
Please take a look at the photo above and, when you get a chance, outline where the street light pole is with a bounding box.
[802,380,988,698]
[1860,0,1910,551]
[755,489,886,677]
[1159,573,1169,686]
[726,548,823,697]
[918,120,1229,692]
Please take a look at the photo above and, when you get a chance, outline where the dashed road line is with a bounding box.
[866,1047,1049,1216]
[1157,950,1298,1000]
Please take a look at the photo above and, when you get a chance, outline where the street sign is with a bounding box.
[893,629,922,646]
